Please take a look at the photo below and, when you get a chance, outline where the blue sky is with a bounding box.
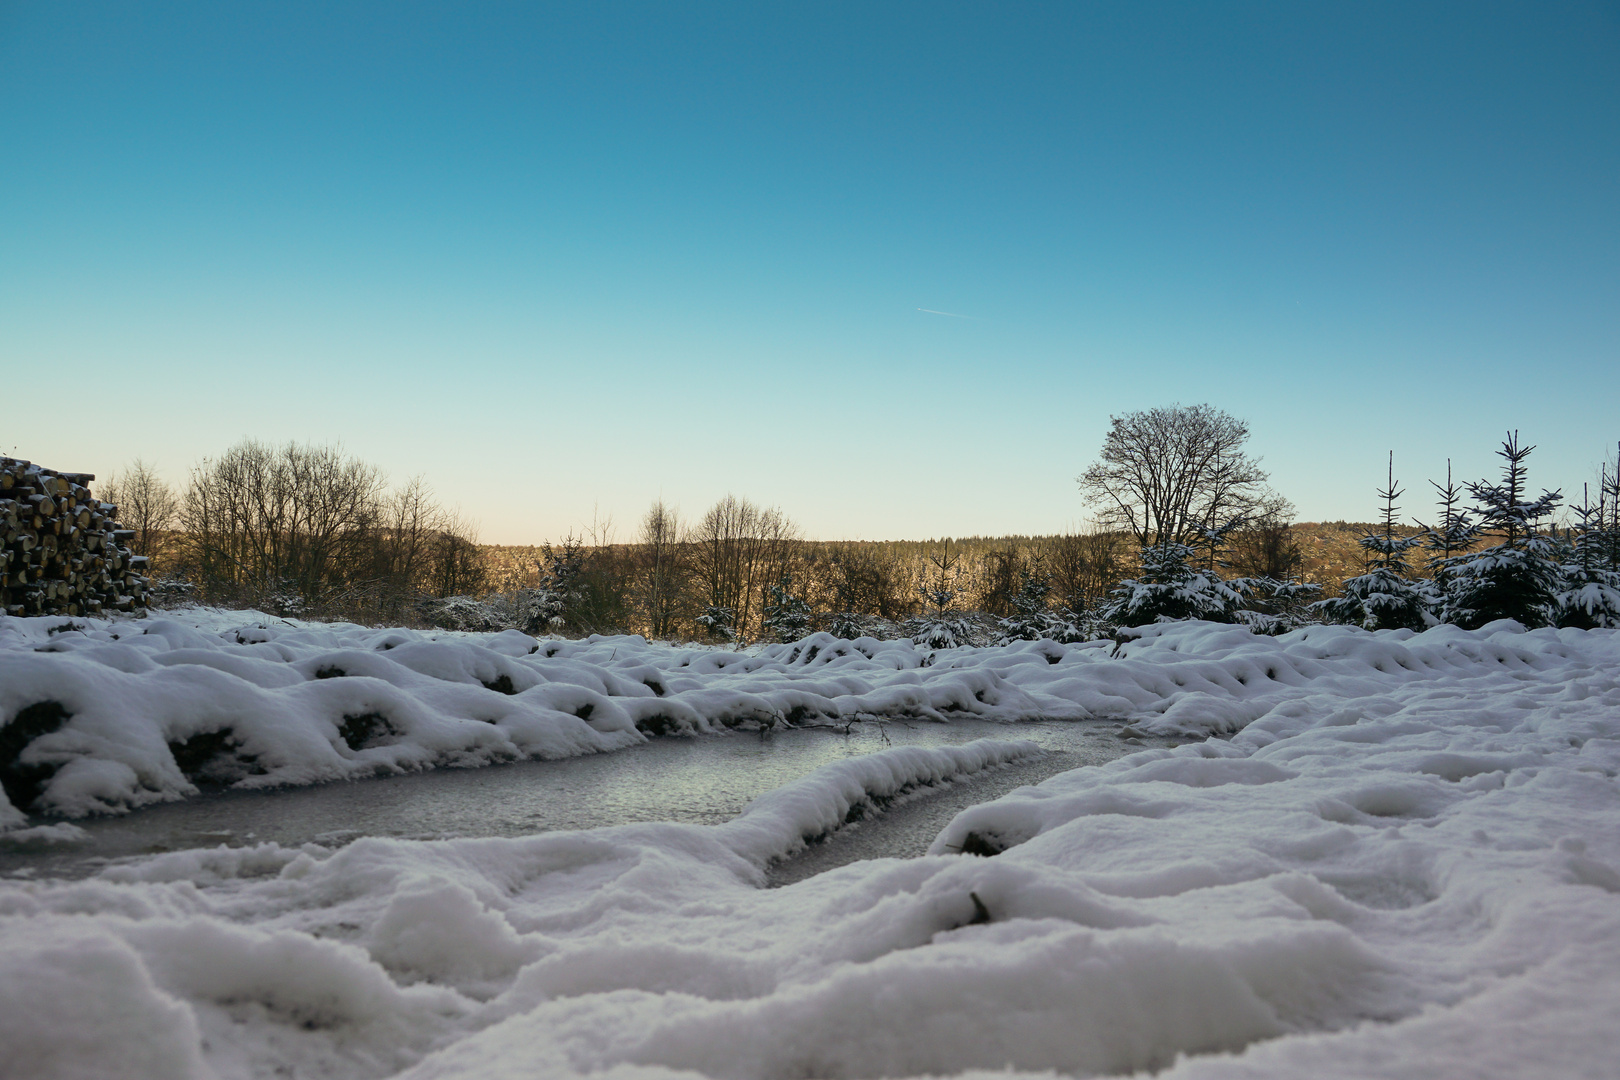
[4,2,1616,542]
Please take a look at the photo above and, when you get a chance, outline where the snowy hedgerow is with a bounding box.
[761,576,811,643]
[1101,542,1245,626]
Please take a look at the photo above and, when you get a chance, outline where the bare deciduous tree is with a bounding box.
[427,510,486,599]
[813,541,911,620]
[178,440,478,619]
[101,459,179,563]
[637,499,688,639]
[1045,527,1123,614]
[1225,492,1303,581]
[1078,404,1269,549]
[690,494,799,641]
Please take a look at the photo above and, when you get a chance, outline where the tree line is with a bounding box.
[100,413,1619,641]
[104,442,484,622]
[1084,408,1620,633]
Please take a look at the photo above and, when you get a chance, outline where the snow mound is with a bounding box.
[3,610,1616,822]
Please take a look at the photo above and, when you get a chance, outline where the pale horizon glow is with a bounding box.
[2,3,1616,544]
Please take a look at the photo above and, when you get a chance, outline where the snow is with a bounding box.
[2,610,1618,1078]
[5,608,1610,822]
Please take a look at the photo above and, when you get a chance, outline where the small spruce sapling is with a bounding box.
[532,536,588,633]
[828,611,868,640]
[762,574,812,643]
[907,540,975,650]
[1100,539,1245,626]
[1446,432,1563,629]
[1314,453,1428,631]
[695,604,736,642]
[996,564,1087,644]
[1552,483,1620,628]
[1415,459,1481,622]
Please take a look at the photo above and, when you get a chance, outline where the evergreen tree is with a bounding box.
[1415,459,1482,622]
[531,537,587,632]
[695,604,736,642]
[828,611,868,640]
[1600,451,1620,573]
[905,613,976,650]
[1314,453,1428,631]
[1101,541,1245,626]
[1446,432,1563,629]
[996,565,1087,644]
[1552,484,1620,628]
[906,539,976,648]
[1229,576,1322,634]
[761,574,812,643]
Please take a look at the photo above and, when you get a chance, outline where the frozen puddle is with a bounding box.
[0,718,1161,879]
[765,739,1153,886]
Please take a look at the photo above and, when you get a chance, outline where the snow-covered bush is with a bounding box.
[695,604,736,642]
[1101,542,1244,626]
[761,576,811,643]
[995,569,1088,644]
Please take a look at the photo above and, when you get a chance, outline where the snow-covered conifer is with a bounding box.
[531,537,588,633]
[695,604,736,642]
[996,566,1087,644]
[762,575,812,643]
[1101,541,1245,626]
[828,612,867,640]
[1314,454,1428,631]
[1230,576,1322,634]
[906,614,976,650]
[1446,432,1563,629]
[1414,460,1482,622]
[905,540,977,648]
[1553,484,1620,628]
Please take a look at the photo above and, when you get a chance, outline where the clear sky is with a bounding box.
[3,2,1617,543]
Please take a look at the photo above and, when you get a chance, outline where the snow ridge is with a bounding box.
[1,609,1614,821]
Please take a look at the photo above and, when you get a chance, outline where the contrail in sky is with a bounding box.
[917,308,974,319]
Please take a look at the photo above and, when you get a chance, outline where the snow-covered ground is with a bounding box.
[2,611,1618,1077]
[3,607,1610,821]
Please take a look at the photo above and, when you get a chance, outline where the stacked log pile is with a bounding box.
[1,456,150,617]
